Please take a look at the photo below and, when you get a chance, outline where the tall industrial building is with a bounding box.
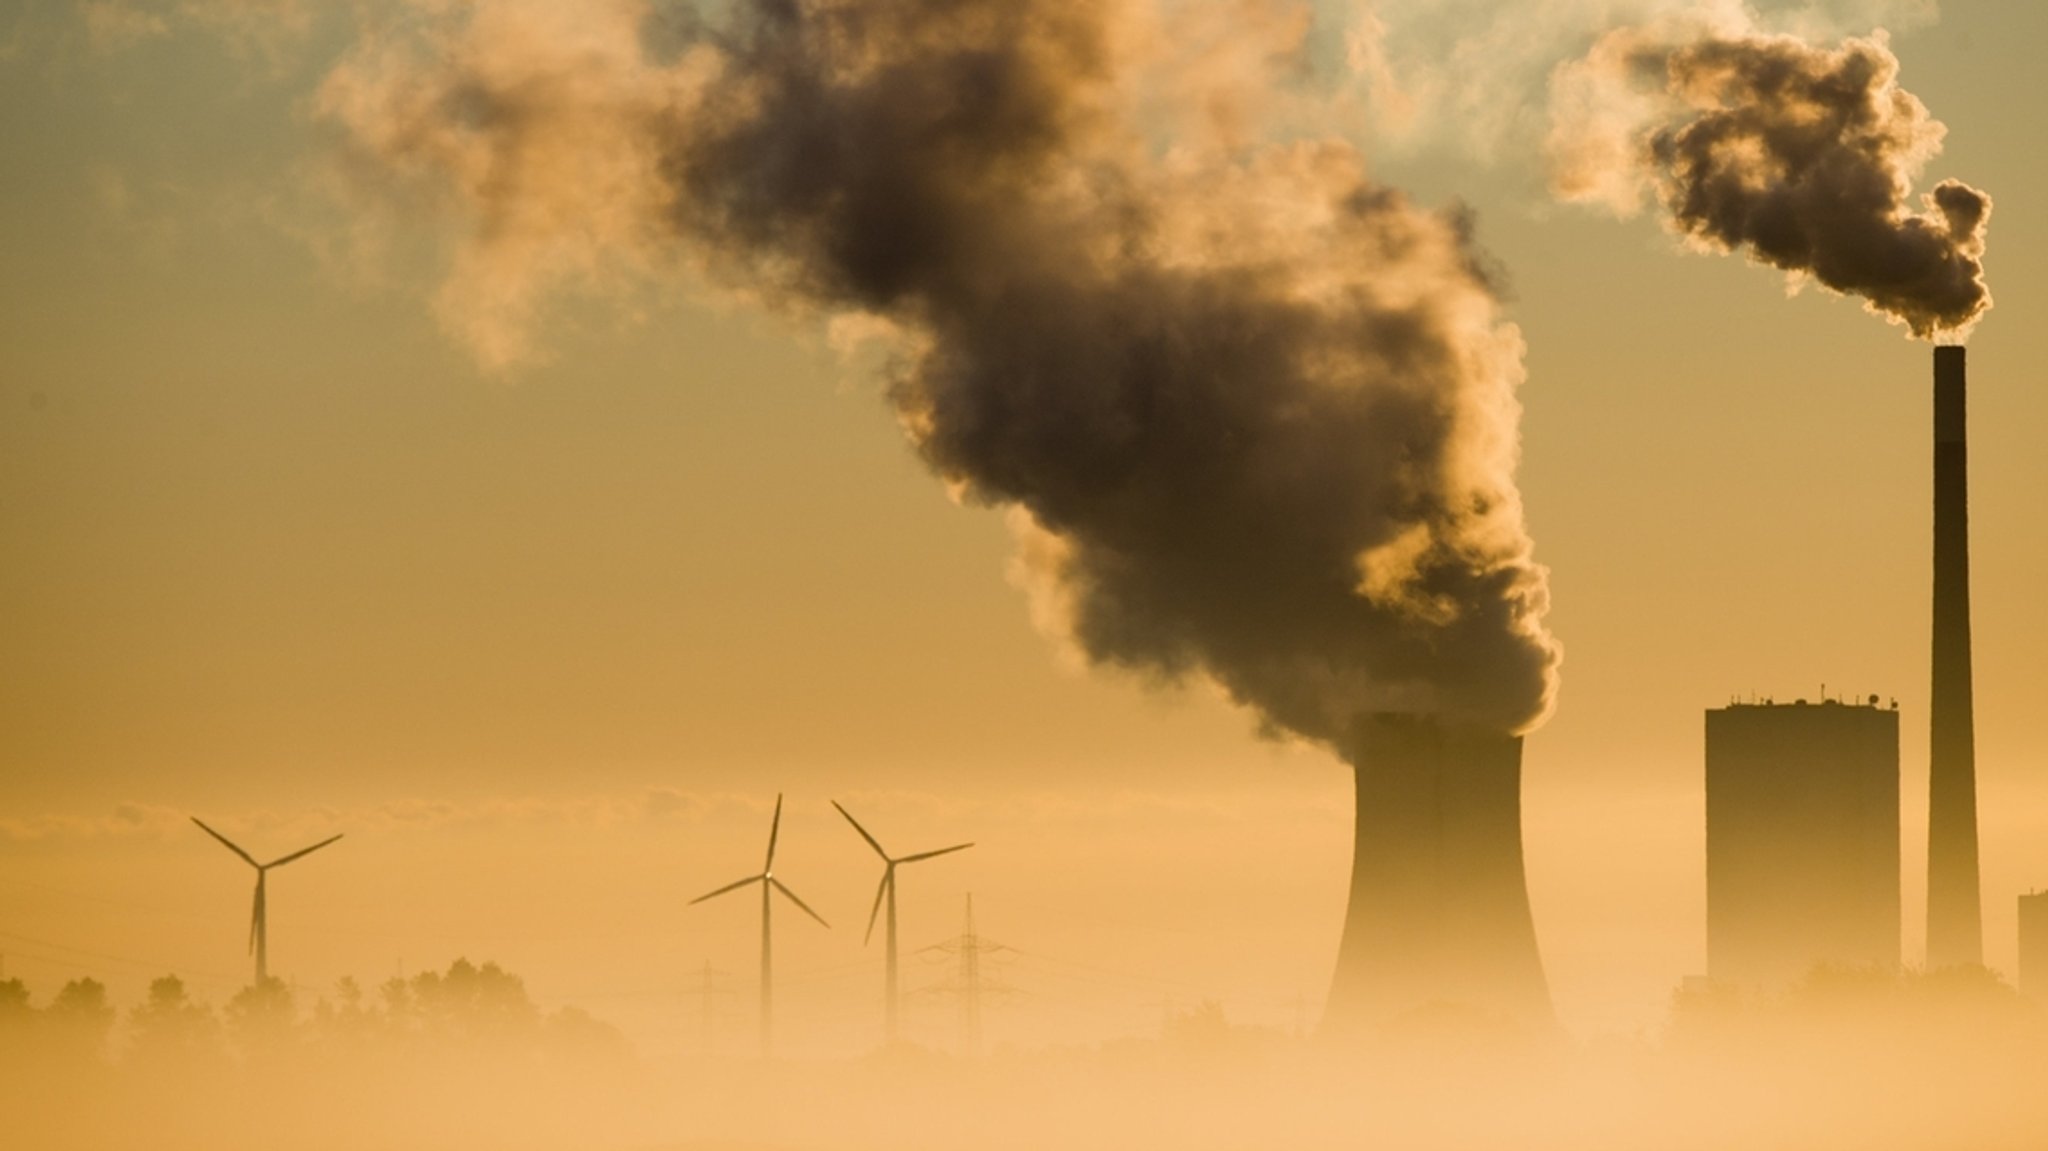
[1323,714,1551,1034]
[1927,344,1983,969]
[1705,699,1900,988]
[2021,892,2048,1002]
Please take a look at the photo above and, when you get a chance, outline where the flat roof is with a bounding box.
[1714,696,1896,712]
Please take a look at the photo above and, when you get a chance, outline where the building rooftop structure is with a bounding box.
[1705,696,1901,988]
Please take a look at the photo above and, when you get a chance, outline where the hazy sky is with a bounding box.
[2,0,2044,1057]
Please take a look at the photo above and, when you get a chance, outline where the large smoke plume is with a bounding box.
[316,0,1560,743]
[1549,17,1991,339]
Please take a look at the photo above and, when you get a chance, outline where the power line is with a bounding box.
[0,876,217,920]
[0,929,245,986]
[1006,947,1200,989]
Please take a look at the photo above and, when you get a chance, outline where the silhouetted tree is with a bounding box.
[127,976,222,1067]
[225,976,298,1056]
[1163,1000,1234,1049]
[309,975,379,1053]
[395,958,541,1049]
[0,977,30,1024]
[0,977,33,1067]
[45,978,115,1064]
[541,1004,632,1068]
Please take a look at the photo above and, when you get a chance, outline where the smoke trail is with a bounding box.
[315,0,1560,743]
[1549,18,1991,339]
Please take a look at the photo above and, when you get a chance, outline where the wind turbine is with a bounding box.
[689,794,829,1055]
[831,800,972,1046]
[191,817,343,985]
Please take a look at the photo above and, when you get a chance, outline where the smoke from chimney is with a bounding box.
[316,0,1562,746]
[1548,18,1992,340]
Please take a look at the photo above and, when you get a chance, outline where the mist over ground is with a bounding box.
[5,961,2046,1151]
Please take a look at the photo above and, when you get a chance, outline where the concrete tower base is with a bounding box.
[1323,714,1551,1036]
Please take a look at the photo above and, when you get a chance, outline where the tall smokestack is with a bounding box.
[1324,714,1551,1035]
[1927,344,1982,968]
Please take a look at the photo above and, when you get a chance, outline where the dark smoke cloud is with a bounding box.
[1550,21,1991,339]
[315,0,1560,742]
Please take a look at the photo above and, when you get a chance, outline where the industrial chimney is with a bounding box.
[1927,345,1982,969]
[1323,714,1551,1035]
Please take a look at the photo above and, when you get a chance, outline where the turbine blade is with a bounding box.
[863,869,892,947]
[192,817,259,868]
[265,833,343,869]
[763,794,783,872]
[898,842,974,865]
[689,874,763,905]
[770,878,829,928]
[831,801,890,861]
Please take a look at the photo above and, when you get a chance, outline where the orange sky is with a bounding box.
[2,0,2046,1056]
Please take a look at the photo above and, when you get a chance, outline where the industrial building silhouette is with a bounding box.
[1690,347,1999,992]
[1705,699,1900,987]
[2021,892,2048,1002]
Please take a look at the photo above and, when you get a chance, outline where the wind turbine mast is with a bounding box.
[832,800,972,1048]
[689,794,829,1056]
[191,817,343,985]
[760,847,772,1048]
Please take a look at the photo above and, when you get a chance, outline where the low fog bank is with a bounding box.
[4,963,2045,1150]
[0,958,652,1151]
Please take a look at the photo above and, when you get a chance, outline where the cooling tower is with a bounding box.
[1323,714,1551,1035]
[1927,345,1982,969]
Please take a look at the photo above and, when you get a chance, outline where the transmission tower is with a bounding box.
[691,960,738,1055]
[918,894,1018,1055]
